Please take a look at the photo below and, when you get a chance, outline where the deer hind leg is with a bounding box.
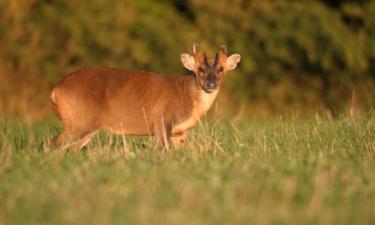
[51,130,69,148]
[171,132,187,149]
[76,131,97,149]
[51,127,96,151]
[50,91,100,151]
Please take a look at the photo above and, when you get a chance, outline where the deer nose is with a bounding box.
[205,81,217,90]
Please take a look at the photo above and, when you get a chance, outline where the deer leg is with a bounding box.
[75,132,96,149]
[171,132,187,149]
[153,116,171,150]
[51,128,95,151]
[51,130,70,149]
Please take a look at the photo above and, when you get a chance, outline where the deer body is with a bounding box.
[51,45,240,149]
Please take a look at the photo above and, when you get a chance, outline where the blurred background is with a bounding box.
[0,0,374,122]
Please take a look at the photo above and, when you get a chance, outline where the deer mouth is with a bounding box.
[203,82,218,93]
[204,88,216,93]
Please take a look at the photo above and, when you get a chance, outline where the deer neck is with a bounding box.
[185,75,219,118]
[171,76,219,134]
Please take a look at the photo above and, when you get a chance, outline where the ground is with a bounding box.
[0,115,374,225]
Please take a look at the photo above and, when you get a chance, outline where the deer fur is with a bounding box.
[50,44,241,150]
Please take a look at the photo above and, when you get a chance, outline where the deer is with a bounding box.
[50,44,241,150]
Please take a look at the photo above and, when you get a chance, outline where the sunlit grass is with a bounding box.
[0,115,375,225]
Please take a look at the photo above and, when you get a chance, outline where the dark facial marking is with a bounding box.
[195,50,228,93]
[198,66,205,76]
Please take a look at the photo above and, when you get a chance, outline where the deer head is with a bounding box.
[180,44,241,93]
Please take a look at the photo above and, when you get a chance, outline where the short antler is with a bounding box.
[220,44,228,55]
[192,43,198,55]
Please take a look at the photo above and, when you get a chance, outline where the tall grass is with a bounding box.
[0,115,375,225]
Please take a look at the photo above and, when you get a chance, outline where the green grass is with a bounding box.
[0,115,375,225]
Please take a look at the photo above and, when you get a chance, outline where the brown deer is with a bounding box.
[50,44,241,150]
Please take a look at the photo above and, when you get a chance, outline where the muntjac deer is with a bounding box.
[50,44,241,150]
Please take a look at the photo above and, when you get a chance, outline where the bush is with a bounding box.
[0,0,374,120]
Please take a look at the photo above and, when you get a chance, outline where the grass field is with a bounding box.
[0,115,375,225]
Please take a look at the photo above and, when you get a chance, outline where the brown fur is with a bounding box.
[51,68,211,149]
[50,45,240,150]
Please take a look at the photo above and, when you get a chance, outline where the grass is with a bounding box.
[0,114,375,225]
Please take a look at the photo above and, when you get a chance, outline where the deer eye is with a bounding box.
[217,67,223,73]
[198,67,205,75]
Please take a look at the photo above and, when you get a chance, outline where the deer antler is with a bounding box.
[192,43,198,55]
[220,45,228,55]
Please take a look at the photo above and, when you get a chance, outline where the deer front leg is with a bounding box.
[152,116,171,150]
[171,132,187,149]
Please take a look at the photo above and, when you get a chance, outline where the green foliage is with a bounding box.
[0,0,374,119]
[190,1,374,107]
[1,116,375,225]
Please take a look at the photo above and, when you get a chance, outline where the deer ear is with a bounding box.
[180,54,196,71]
[226,54,241,70]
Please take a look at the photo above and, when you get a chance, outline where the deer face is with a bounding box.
[181,44,241,93]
